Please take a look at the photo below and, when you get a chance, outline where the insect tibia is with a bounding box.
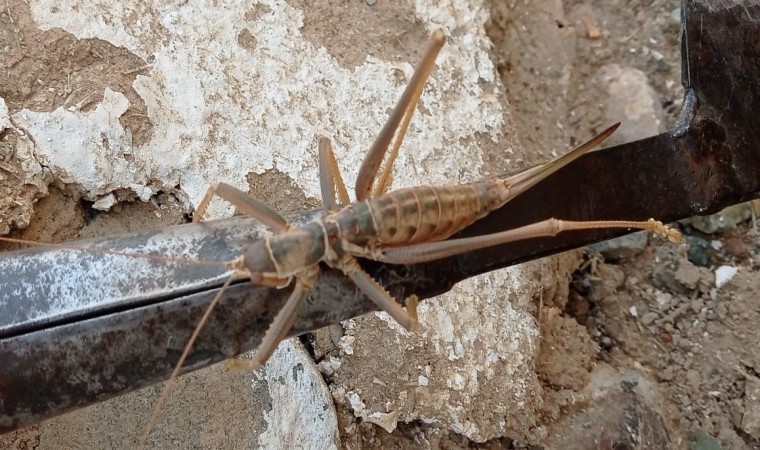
[554,218,683,244]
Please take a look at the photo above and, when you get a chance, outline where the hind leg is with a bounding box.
[376,218,682,264]
[355,30,445,201]
[344,31,446,329]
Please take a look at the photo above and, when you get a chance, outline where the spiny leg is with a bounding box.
[229,269,318,371]
[194,181,288,232]
[377,218,682,265]
[355,30,445,201]
[350,30,447,326]
[318,136,350,210]
[139,273,237,449]
[342,256,420,331]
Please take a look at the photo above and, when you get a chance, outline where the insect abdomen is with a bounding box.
[365,183,497,246]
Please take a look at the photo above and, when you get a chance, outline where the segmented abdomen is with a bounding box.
[334,180,507,248]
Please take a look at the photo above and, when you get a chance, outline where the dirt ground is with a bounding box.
[2,0,759,449]
[488,1,759,449]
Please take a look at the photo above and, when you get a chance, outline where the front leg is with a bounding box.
[195,181,288,232]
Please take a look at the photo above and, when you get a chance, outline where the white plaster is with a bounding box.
[14,89,149,202]
[0,97,11,129]
[0,99,47,194]
[25,0,503,218]
[253,339,339,449]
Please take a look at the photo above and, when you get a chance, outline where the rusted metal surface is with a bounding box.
[1,0,760,434]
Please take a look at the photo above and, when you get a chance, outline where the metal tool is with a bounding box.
[1,0,759,434]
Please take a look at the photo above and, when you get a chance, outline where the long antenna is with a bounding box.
[137,273,238,449]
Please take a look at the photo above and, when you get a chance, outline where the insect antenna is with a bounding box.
[137,272,238,449]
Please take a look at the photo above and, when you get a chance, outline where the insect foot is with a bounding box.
[646,218,683,244]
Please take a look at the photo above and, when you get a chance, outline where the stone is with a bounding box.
[254,340,340,448]
[681,203,753,234]
[641,312,658,326]
[714,265,738,289]
[329,269,545,443]
[690,429,723,450]
[740,377,760,438]
[545,366,673,449]
[589,231,649,260]
[685,234,713,267]
[596,64,665,144]
[675,261,702,291]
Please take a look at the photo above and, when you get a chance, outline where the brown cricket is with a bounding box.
[140,29,681,444]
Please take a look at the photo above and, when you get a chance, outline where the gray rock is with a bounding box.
[690,429,723,450]
[254,340,339,449]
[596,64,664,144]
[685,234,713,267]
[590,231,649,260]
[641,312,658,326]
[681,203,753,234]
[654,259,713,296]
[545,366,673,449]
[740,377,760,438]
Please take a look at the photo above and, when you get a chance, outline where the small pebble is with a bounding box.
[675,260,703,291]
[658,365,675,381]
[590,231,648,260]
[690,429,723,450]
[641,312,658,326]
[685,235,713,267]
[595,64,664,145]
[685,369,701,389]
[655,291,674,311]
[714,265,738,288]
[681,203,752,234]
